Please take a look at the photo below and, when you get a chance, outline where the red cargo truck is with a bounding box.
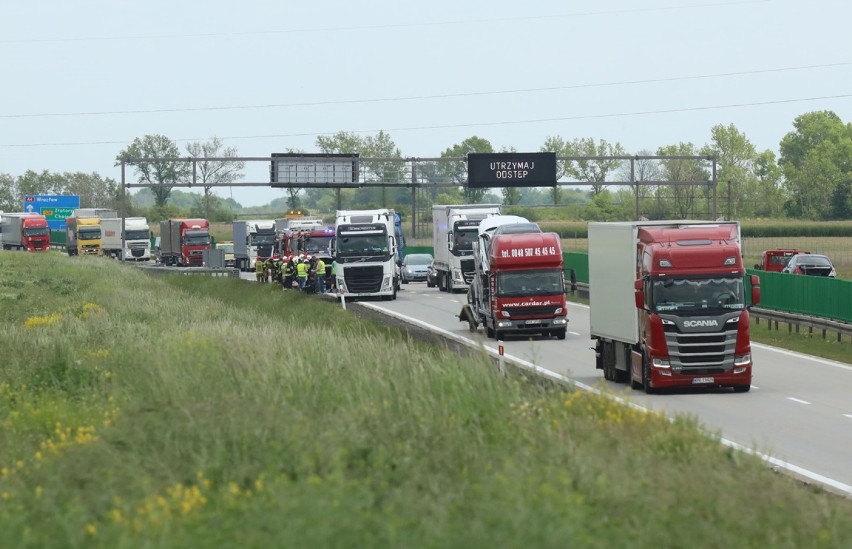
[158,219,211,267]
[1,213,51,252]
[589,221,760,393]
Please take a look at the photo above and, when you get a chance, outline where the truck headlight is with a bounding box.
[652,358,671,369]
[500,310,510,318]
[553,318,567,325]
[734,354,751,366]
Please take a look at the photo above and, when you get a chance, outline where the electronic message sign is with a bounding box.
[270,153,359,187]
[467,152,557,188]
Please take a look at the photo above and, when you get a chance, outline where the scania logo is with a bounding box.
[683,320,718,328]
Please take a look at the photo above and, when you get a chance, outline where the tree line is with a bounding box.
[0,110,848,222]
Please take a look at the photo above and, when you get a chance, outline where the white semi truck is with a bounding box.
[233,220,277,271]
[431,204,501,293]
[101,217,151,260]
[334,209,400,300]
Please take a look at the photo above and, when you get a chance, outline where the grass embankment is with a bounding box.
[3,254,852,546]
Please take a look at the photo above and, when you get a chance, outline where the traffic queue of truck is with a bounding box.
[4,203,766,393]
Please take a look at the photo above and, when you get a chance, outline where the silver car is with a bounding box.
[401,253,433,284]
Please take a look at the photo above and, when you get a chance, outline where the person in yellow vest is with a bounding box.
[296,257,308,290]
[255,256,265,283]
[314,256,327,293]
[284,256,296,289]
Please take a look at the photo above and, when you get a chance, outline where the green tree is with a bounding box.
[701,124,757,219]
[316,131,404,209]
[63,172,119,210]
[623,149,661,219]
[16,170,65,198]
[0,173,17,211]
[753,150,786,218]
[502,186,522,205]
[116,135,190,210]
[780,110,852,219]
[440,136,494,203]
[563,138,627,195]
[185,136,245,220]
[656,143,710,219]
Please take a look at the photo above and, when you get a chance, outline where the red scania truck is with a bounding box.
[461,216,569,340]
[1,213,51,252]
[589,221,760,393]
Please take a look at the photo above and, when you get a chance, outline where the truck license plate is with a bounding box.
[525,319,542,324]
[692,377,714,384]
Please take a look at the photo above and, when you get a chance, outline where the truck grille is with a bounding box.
[460,259,475,284]
[344,265,384,293]
[663,324,737,373]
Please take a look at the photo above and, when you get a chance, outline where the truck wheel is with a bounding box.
[556,329,566,340]
[447,276,453,293]
[732,384,751,393]
[486,322,495,338]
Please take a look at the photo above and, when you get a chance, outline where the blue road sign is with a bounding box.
[22,195,81,230]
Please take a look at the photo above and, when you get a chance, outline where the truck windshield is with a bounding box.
[497,269,564,296]
[301,235,332,254]
[652,277,745,312]
[184,231,211,246]
[79,228,101,240]
[453,229,476,252]
[125,230,150,241]
[24,227,49,237]
[337,234,389,256]
[252,233,276,245]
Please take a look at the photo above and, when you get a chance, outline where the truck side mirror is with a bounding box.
[634,278,646,310]
[447,231,453,251]
[750,274,761,307]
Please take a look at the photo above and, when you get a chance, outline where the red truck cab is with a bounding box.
[179,219,211,266]
[754,249,810,272]
[631,223,759,392]
[482,232,568,339]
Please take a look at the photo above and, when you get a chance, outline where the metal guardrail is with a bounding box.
[751,307,852,343]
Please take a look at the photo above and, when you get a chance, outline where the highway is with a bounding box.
[350,281,852,497]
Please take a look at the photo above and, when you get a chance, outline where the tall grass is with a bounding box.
[2,253,852,547]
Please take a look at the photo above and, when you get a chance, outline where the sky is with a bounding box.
[1,0,850,207]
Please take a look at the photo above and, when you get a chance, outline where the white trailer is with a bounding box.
[72,208,117,219]
[431,204,501,293]
[101,217,151,260]
[233,220,277,271]
[334,209,399,300]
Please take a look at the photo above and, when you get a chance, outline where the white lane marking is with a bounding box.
[844,414,852,420]
[787,397,811,405]
[752,342,852,371]
[359,301,852,499]
[569,331,581,336]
